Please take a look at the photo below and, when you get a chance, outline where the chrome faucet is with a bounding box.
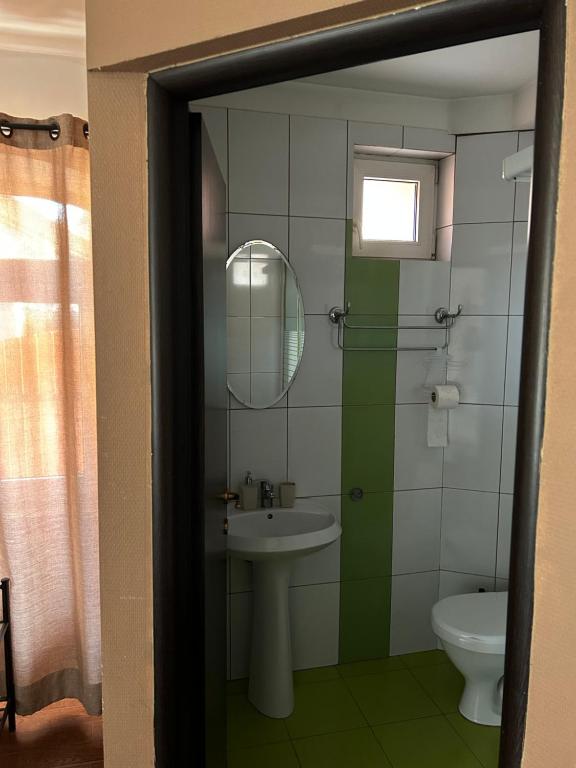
[260,480,275,509]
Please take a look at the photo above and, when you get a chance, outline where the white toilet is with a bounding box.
[432,591,507,726]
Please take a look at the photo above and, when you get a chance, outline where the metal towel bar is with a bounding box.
[328,303,462,352]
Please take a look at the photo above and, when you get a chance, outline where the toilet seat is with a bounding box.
[432,591,507,654]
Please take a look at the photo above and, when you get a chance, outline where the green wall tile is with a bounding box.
[342,405,395,494]
[341,493,393,581]
[340,578,391,662]
[345,255,400,316]
[343,317,397,406]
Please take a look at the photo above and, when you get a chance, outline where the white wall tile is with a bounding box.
[288,407,342,496]
[291,496,342,587]
[390,571,440,655]
[395,318,447,405]
[514,131,535,222]
[228,109,289,215]
[289,217,346,315]
[438,571,495,600]
[448,316,507,405]
[450,223,513,315]
[403,127,455,154]
[398,260,450,316]
[509,222,528,316]
[230,591,252,679]
[496,494,513,580]
[290,115,347,218]
[444,405,503,492]
[394,405,444,490]
[453,132,518,224]
[393,490,442,574]
[229,409,287,491]
[505,316,524,406]
[291,583,340,669]
[440,489,499,576]
[288,315,342,407]
[228,213,289,256]
[500,407,518,494]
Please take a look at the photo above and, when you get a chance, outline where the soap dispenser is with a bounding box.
[239,471,258,511]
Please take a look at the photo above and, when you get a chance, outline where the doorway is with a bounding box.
[147,2,565,766]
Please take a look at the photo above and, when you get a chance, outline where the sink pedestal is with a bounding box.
[248,559,294,718]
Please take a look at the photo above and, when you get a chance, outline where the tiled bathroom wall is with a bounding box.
[390,130,532,655]
[194,101,531,674]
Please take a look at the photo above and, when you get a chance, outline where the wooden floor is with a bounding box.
[0,699,103,767]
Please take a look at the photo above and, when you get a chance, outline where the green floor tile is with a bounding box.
[345,255,400,315]
[343,317,397,405]
[339,578,391,662]
[285,678,366,739]
[342,405,395,493]
[374,715,483,768]
[228,741,299,768]
[295,666,341,685]
[341,493,393,580]
[410,661,465,713]
[338,656,404,678]
[446,713,501,768]
[345,669,440,725]
[398,650,449,669]
[227,694,289,748]
[294,727,392,767]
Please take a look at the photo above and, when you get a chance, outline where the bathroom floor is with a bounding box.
[228,650,500,768]
[0,699,103,767]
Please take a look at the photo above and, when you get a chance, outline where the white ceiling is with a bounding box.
[0,0,85,58]
[302,32,539,99]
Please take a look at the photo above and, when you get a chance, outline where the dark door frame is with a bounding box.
[147,0,566,766]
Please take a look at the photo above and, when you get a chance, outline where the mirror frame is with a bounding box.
[226,239,306,409]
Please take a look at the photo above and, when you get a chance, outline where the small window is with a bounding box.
[353,157,437,259]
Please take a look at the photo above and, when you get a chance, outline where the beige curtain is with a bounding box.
[0,113,101,715]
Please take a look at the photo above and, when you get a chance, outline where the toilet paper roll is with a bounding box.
[430,384,460,410]
[428,385,460,448]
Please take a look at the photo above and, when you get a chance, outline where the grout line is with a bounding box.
[229,211,347,221]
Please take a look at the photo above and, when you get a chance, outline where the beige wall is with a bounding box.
[522,4,576,766]
[85,1,576,766]
[86,0,440,70]
[88,71,154,768]
[0,50,88,119]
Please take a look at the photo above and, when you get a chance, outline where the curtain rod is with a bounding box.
[0,121,89,140]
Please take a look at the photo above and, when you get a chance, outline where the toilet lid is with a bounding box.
[432,591,508,654]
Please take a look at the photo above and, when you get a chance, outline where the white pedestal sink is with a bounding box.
[227,499,341,719]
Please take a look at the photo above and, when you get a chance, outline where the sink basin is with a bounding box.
[227,499,341,719]
[228,504,341,561]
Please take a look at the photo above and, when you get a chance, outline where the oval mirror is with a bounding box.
[226,240,305,408]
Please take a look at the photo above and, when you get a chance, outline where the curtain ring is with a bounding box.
[0,123,13,138]
[49,124,60,141]
[83,123,89,140]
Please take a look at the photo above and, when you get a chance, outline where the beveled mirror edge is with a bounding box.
[226,239,306,410]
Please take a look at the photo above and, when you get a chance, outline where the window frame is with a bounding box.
[352,156,437,260]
